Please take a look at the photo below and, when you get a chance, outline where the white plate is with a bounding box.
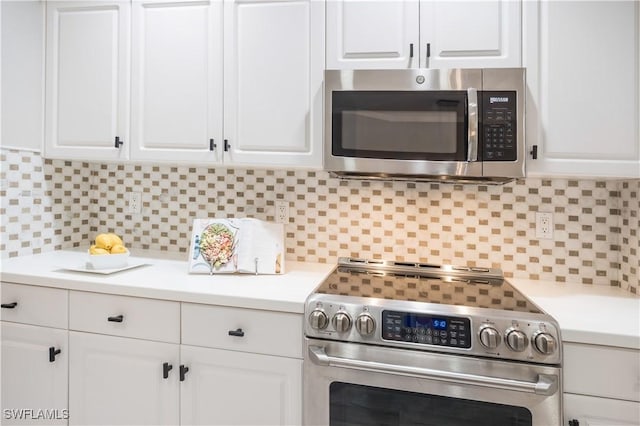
[59,259,148,275]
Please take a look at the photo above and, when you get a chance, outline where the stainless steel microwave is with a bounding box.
[324,68,526,183]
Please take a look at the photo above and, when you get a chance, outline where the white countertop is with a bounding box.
[1,250,638,349]
[510,278,640,350]
[0,250,335,314]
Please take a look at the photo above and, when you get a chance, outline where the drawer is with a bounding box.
[1,282,68,329]
[181,303,303,358]
[564,393,640,425]
[69,291,180,343]
[564,342,640,402]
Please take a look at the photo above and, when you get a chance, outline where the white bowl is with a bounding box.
[87,249,130,269]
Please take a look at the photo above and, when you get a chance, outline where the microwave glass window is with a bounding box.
[332,91,468,161]
[329,382,533,426]
[341,110,459,154]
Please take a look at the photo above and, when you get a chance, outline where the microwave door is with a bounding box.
[327,90,483,178]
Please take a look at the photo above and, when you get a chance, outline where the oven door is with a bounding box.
[324,69,483,178]
[304,339,562,426]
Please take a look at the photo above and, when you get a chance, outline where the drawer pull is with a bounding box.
[49,347,61,362]
[163,362,173,379]
[107,315,124,323]
[1,302,18,309]
[228,328,245,337]
[180,365,189,382]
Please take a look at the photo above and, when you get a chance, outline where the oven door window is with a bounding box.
[332,91,468,161]
[330,382,532,426]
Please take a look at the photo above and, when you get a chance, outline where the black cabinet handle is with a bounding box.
[228,328,245,337]
[1,302,18,309]
[530,145,538,159]
[114,136,124,149]
[107,315,124,323]
[224,139,230,152]
[209,138,216,151]
[49,347,61,363]
[568,420,580,426]
[179,365,189,382]
[409,43,414,58]
[163,362,173,379]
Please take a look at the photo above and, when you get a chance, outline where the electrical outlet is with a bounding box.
[128,192,141,214]
[275,201,289,224]
[535,212,553,239]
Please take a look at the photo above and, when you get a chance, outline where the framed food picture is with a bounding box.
[188,218,285,274]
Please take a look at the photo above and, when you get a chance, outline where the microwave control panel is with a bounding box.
[481,91,517,162]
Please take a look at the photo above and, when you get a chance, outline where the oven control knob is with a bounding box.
[332,312,352,333]
[479,325,501,349]
[308,309,329,330]
[505,328,528,352]
[355,313,375,336]
[533,331,557,355]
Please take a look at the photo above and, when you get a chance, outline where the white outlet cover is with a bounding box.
[535,212,553,239]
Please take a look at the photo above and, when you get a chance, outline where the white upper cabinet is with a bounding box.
[326,0,521,70]
[45,0,131,161]
[326,0,419,69]
[524,1,640,178]
[130,0,223,163]
[420,0,521,68]
[223,0,324,168]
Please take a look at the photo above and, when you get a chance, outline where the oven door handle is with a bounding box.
[467,87,478,162]
[308,346,557,396]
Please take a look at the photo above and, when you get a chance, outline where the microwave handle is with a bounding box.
[467,88,478,162]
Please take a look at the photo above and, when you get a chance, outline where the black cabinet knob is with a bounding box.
[1,302,18,309]
[49,346,61,362]
[107,315,124,323]
[568,420,580,426]
[114,136,124,148]
[228,328,245,337]
[163,362,173,379]
[179,365,189,382]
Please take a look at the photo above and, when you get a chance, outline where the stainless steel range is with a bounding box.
[303,258,563,426]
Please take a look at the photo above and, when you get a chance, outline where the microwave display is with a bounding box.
[332,91,468,161]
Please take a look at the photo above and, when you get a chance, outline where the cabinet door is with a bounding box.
[1,322,68,425]
[326,0,419,69]
[565,393,640,426]
[130,0,223,163]
[524,1,640,178]
[44,0,130,161]
[68,332,179,425]
[180,345,302,425]
[223,0,324,168]
[420,0,521,69]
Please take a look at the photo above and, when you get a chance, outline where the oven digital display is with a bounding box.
[382,311,471,348]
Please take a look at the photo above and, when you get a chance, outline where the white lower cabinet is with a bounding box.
[1,283,69,425]
[1,322,69,426]
[62,290,301,425]
[563,342,640,426]
[180,345,302,425]
[564,394,640,426]
[68,331,180,425]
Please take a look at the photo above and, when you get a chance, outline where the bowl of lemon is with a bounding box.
[88,233,129,269]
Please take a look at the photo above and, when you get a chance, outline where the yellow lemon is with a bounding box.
[107,233,124,247]
[95,233,113,250]
[89,245,109,255]
[110,244,127,254]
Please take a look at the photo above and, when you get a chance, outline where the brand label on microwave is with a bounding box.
[489,96,510,104]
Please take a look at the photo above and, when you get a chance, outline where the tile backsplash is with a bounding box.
[1,148,638,293]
